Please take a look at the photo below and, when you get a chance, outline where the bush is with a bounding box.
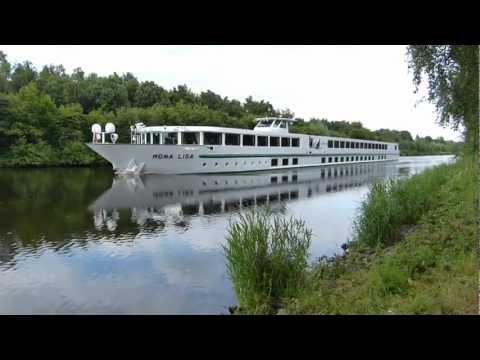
[223,209,312,313]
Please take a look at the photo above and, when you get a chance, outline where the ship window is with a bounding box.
[340,141,345,148]
[257,136,268,147]
[321,157,325,163]
[334,141,339,148]
[202,162,207,167]
[340,156,344,162]
[335,157,338,163]
[395,145,397,150]
[346,141,350,148]
[355,142,359,148]
[282,158,289,166]
[360,143,364,149]
[164,132,178,145]
[257,119,274,128]
[292,138,300,147]
[279,121,286,129]
[328,140,333,148]
[204,132,222,145]
[281,137,291,147]
[182,132,200,145]
[368,143,372,149]
[152,133,161,144]
[328,157,332,163]
[243,134,255,146]
[293,158,298,165]
[225,133,240,146]
[271,159,278,166]
[270,137,280,147]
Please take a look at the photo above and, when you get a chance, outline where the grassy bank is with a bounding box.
[225,156,477,314]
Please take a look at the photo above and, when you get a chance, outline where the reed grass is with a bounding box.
[353,161,454,248]
[223,209,312,314]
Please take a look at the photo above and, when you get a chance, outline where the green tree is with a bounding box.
[407,45,478,152]
[122,72,139,106]
[134,81,166,107]
[0,51,11,93]
[10,61,37,92]
[36,64,70,106]
[244,96,276,116]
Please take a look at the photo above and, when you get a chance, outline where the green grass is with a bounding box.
[285,156,477,314]
[223,209,312,314]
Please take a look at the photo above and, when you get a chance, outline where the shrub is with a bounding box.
[223,209,312,313]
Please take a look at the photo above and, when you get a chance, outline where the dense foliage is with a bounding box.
[0,50,462,167]
[407,45,478,153]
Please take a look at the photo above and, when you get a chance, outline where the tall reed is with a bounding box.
[354,162,455,247]
[223,209,312,313]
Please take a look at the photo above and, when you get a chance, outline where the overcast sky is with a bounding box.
[0,45,461,141]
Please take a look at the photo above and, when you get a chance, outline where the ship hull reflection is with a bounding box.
[89,163,397,230]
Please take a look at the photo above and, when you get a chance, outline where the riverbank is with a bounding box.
[229,155,477,314]
[286,155,477,314]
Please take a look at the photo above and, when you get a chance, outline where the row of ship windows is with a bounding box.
[201,155,388,168]
[137,132,301,147]
[326,140,391,150]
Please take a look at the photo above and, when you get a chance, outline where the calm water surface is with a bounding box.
[0,155,454,314]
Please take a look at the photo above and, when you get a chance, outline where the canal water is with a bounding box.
[0,155,454,314]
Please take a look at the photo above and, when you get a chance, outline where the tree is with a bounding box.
[170,84,197,105]
[36,64,70,106]
[199,90,224,111]
[97,73,129,112]
[244,96,275,116]
[0,51,11,93]
[122,72,139,106]
[407,45,478,152]
[134,81,166,107]
[10,61,37,92]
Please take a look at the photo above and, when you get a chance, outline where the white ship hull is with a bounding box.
[86,142,399,175]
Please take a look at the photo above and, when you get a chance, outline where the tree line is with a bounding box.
[0,50,462,167]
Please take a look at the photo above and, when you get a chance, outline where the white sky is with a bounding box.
[0,45,462,141]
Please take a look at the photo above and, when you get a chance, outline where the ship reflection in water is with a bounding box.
[90,162,398,232]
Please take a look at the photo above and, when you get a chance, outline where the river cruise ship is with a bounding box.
[86,118,399,175]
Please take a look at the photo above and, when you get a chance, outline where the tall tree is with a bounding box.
[122,72,139,106]
[407,45,478,152]
[244,96,276,116]
[134,81,166,107]
[10,61,37,92]
[0,51,11,93]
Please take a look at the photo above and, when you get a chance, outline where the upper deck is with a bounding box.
[128,118,399,153]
